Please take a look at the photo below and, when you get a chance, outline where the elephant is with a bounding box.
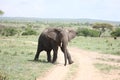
[34,28,76,66]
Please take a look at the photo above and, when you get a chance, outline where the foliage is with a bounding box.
[92,23,113,37]
[22,24,37,35]
[111,28,120,37]
[92,23,113,30]
[76,28,100,37]
[22,29,37,35]
[0,27,18,36]
[0,10,4,15]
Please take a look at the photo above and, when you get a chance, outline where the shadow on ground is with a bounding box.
[28,59,48,63]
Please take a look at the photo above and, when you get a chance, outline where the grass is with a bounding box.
[0,34,119,80]
[0,36,53,80]
[64,63,78,80]
[94,63,120,73]
[0,19,120,80]
[70,36,120,55]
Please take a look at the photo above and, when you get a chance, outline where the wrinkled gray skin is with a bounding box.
[34,28,76,66]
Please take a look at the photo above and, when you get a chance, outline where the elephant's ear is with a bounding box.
[68,29,76,41]
[47,29,62,41]
[47,32,57,41]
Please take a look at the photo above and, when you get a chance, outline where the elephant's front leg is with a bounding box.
[66,49,74,64]
[61,46,73,65]
[60,46,67,66]
[52,47,58,63]
[47,50,51,62]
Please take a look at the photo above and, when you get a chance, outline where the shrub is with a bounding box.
[77,28,100,37]
[89,29,100,37]
[111,28,120,37]
[0,27,17,36]
[22,29,37,35]
[22,24,37,35]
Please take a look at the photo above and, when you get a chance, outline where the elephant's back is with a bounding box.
[39,33,52,50]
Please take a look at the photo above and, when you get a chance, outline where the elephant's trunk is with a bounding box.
[64,50,67,66]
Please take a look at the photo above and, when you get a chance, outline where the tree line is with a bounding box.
[77,23,120,38]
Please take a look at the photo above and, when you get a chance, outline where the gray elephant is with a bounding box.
[34,28,76,66]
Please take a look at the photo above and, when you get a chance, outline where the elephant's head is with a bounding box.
[66,29,76,41]
[47,28,76,42]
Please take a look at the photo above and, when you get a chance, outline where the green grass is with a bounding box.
[0,36,53,80]
[94,63,120,73]
[64,63,78,80]
[0,35,120,80]
[70,36,120,55]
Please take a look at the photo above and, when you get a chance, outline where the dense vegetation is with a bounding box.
[21,24,37,36]
[0,19,120,37]
[111,28,120,37]
[0,27,18,36]
[76,28,100,37]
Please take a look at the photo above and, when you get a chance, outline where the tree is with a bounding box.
[111,28,120,38]
[76,28,100,37]
[92,23,113,37]
[0,10,4,16]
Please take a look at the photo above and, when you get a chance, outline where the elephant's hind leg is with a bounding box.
[34,48,42,61]
[52,47,58,63]
[47,50,52,62]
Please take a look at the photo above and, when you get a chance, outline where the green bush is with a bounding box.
[22,29,37,35]
[111,28,120,37]
[90,29,100,37]
[0,27,17,36]
[77,28,88,37]
[22,24,37,35]
[77,28,100,37]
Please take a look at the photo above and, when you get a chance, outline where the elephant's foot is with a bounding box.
[34,58,39,61]
[47,60,52,63]
[52,58,57,63]
[64,64,67,66]
[52,60,56,63]
[69,61,74,64]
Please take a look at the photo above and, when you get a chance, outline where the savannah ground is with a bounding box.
[0,35,120,80]
[0,18,120,80]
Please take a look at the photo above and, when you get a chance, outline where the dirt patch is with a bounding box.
[36,48,71,80]
[36,47,120,80]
